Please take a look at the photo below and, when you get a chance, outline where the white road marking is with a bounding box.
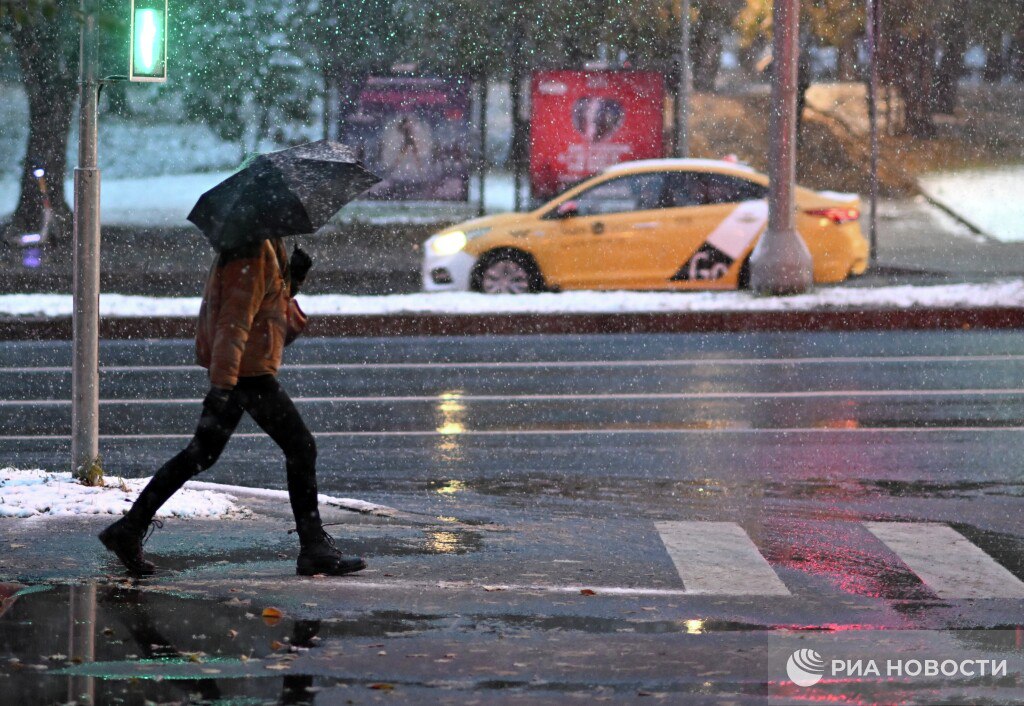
[4,388,1024,406]
[3,354,1024,374]
[864,522,1024,599]
[655,521,791,596]
[3,426,1024,441]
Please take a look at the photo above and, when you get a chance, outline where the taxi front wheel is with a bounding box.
[472,251,545,294]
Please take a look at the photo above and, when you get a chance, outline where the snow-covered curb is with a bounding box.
[0,468,393,519]
[2,280,1024,319]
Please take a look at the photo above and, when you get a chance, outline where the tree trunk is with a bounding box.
[1011,23,1024,82]
[508,16,528,211]
[891,31,937,137]
[837,39,858,81]
[982,36,1006,83]
[4,10,77,243]
[691,21,722,92]
[933,24,965,115]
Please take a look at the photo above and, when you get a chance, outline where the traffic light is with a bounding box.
[129,0,167,82]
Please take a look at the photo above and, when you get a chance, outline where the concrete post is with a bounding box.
[72,0,102,483]
[748,0,813,295]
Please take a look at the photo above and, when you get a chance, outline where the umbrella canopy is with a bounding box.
[187,140,380,252]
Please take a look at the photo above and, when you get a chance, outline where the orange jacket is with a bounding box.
[195,239,291,389]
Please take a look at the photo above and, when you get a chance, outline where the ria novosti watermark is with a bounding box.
[787,648,1009,688]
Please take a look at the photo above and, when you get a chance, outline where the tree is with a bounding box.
[292,0,407,141]
[1,0,77,243]
[171,0,317,158]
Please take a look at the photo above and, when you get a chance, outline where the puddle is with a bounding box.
[0,583,435,704]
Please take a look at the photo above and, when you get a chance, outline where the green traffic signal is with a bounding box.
[129,0,167,82]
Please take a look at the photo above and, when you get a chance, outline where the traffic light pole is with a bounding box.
[72,0,102,484]
[748,0,813,295]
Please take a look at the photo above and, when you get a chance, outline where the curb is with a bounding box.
[2,307,1023,340]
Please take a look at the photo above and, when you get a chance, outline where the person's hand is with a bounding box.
[289,244,313,285]
[203,386,234,416]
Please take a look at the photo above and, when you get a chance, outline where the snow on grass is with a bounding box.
[0,468,395,520]
[1,280,1023,319]
[0,468,246,519]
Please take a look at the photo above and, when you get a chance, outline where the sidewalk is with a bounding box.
[2,196,1023,337]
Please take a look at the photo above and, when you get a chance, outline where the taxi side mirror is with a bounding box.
[554,201,579,219]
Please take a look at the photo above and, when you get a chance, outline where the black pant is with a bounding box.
[125,375,322,544]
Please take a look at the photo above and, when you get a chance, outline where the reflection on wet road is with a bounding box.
[2,331,1023,702]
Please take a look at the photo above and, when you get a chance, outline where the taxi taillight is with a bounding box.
[805,207,860,224]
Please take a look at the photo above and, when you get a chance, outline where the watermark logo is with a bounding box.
[787,649,826,687]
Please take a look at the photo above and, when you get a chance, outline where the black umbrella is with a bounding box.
[187,140,380,252]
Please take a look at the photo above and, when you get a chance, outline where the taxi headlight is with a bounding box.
[430,231,468,256]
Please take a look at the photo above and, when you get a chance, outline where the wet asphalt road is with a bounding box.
[2,330,1024,704]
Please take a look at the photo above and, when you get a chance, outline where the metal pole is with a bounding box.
[477,76,488,217]
[676,0,691,157]
[72,0,102,483]
[866,0,880,262]
[749,0,813,295]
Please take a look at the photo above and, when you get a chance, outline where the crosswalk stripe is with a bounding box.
[655,521,791,596]
[864,522,1024,599]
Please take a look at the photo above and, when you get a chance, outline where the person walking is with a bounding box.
[99,238,366,578]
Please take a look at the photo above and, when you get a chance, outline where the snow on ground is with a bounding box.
[1,280,1023,319]
[0,468,246,519]
[919,166,1024,243]
[0,468,393,520]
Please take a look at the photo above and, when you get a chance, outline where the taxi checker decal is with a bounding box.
[671,200,769,282]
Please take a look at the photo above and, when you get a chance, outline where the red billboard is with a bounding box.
[529,70,665,200]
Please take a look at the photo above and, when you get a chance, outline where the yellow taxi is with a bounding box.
[422,159,868,293]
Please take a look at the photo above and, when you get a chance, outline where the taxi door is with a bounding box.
[661,172,770,288]
[544,173,669,289]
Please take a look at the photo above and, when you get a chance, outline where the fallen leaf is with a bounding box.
[227,629,238,639]
[369,683,394,691]
[271,641,285,651]
[482,586,504,592]
[580,589,596,596]
[261,607,283,626]
[377,651,387,656]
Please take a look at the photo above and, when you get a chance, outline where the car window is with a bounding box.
[682,173,767,205]
[572,174,668,216]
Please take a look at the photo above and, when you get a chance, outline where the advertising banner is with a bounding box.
[529,70,665,200]
[345,76,471,201]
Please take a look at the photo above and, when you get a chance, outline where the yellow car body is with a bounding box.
[422,159,869,293]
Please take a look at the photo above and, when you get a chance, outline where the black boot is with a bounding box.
[297,530,366,577]
[98,516,160,577]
